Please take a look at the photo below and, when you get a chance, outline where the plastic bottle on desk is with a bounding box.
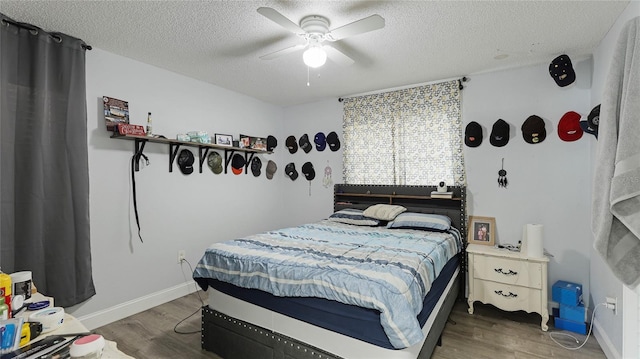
[146,112,152,136]
[0,269,11,319]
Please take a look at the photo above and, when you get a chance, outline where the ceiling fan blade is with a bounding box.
[257,7,304,34]
[260,43,306,60]
[327,14,385,41]
[324,45,355,66]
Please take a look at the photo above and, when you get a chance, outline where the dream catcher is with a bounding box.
[498,158,508,188]
[323,162,333,188]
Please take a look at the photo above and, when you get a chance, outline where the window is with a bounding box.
[342,80,465,186]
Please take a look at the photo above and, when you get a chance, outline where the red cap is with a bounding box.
[558,111,583,142]
[231,167,243,175]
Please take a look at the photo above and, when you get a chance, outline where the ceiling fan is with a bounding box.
[257,7,385,68]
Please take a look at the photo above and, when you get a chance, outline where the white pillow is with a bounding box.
[363,204,407,221]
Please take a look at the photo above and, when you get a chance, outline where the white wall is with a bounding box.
[590,3,640,359]
[68,48,286,327]
[462,62,592,306]
[281,99,344,226]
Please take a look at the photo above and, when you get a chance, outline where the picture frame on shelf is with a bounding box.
[468,216,496,246]
[250,137,267,151]
[215,133,233,146]
[239,135,251,149]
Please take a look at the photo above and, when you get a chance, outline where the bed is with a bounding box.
[194,184,466,359]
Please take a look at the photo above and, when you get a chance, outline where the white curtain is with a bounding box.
[342,80,465,186]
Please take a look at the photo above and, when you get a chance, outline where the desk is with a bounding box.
[16,293,134,358]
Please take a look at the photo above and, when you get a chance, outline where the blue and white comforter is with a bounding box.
[193,220,462,349]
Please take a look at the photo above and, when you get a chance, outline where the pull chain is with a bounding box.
[307,66,310,87]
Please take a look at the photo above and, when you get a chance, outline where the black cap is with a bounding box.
[465,121,483,147]
[521,115,547,144]
[231,153,246,175]
[549,54,576,87]
[251,157,262,177]
[285,162,298,181]
[588,104,600,130]
[327,131,341,151]
[178,149,194,175]
[299,134,312,153]
[267,135,277,151]
[302,162,315,181]
[581,104,600,139]
[286,135,298,154]
[489,119,510,147]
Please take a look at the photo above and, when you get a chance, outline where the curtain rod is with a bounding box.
[1,17,92,50]
[338,76,468,102]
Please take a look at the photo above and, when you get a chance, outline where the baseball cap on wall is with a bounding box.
[231,153,246,175]
[302,162,315,181]
[251,156,262,177]
[326,131,341,151]
[489,119,510,147]
[314,132,326,151]
[580,115,597,138]
[207,151,223,174]
[587,105,600,135]
[285,162,298,180]
[464,121,483,147]
[267,135,278,151]
[521,115,547,144]
[549,54,576,87]
[177,149,194,175]
[286,135,298,154]
[557,111,583,142]
[266,160,277,180]
[299,134,312,153]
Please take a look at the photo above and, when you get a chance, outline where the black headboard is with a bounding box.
[333,184,466,242]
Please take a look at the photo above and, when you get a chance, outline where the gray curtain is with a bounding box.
[0,13,95,306]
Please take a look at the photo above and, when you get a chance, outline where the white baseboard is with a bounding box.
[594,318,621,359]
[77,280,199,330]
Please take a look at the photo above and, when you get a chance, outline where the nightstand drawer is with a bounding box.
[472,279,542,313]
[472,255,542,289]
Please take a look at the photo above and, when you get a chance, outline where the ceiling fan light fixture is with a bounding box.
[303,46,327,68]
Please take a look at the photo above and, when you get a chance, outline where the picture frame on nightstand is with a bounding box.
[468,216,496,246]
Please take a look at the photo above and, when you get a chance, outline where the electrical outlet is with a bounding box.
[606,296,617,315]
[178,250,186,264]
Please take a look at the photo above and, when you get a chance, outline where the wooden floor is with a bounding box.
[94,291,606,359]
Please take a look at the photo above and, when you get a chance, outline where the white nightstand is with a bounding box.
[467,243,549,331]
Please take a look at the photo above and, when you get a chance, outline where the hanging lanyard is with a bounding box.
[131,150,148,243]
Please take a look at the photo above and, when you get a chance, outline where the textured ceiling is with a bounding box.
[0,1,629,107]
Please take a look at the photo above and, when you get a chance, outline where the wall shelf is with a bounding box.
[111,134,271,174]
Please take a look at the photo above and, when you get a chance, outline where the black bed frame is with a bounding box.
[201,184,467,359]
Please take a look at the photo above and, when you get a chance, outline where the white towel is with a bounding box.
[592,17,640,287]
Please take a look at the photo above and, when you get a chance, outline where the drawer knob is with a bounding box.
[494,290,518,298]
[494,268,518,276]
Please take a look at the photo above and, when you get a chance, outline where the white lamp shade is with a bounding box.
[303,46,327,68]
